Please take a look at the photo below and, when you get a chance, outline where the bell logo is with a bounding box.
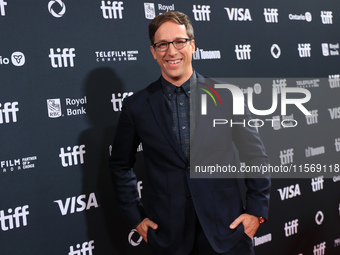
[54,192,99,216]
[48,0,66,18]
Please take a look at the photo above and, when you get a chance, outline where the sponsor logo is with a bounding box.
[305,110,318,125]
[48,0,66,18]
[0,52,25,66]
[272,79,286,93]
[264,8,278,23]
[49,48,76,68]
[128,229,143,246]
[284,219,298,237]
[280,149,294,165]
[333,175,340,182]
[235,45,251,60]
[271,44,281,59]
[289,12,312,22]
[111,92,133,111]
[0,102,19,124]
[321,11,332,24]
[315,211,324,225]
[321,43,339,56]
[144,3,175,19]
[0,205,29,231]
[311,176,324,192]
[253,233,272,246]
[54,192,99,216]
[335,237,340,247]
[335,138,340,152]
[298,43,311,58]
[193,48,221,60]
[271,114,296,130]
[192,5,211,21]
[313,242,326,255]
[278,184,301,200]
[144,3,155,19]
[296,79,320,88]
[1,156,38,173]
[329,74,340,88]
[59,144,86,167]
[224,7,252,21]
[0,0,7,16]
[328,106,340,120]
[69,240,95,255]
[100,1,124,19]
[47,96,87,118]
[305,145,325,157]
[95,50,138,62]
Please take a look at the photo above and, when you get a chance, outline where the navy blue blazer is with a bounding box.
[110,72,271,254]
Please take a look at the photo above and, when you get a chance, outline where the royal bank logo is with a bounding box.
[144,3,175,19]
[0,52,25,67]
[47,97,87,118]
[48,0,66,18]
[0,0,7,16]
[144,3,155,19]
[47,99,62,118]
[321,43,339,57]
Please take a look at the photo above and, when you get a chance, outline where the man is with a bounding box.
[110,11,270,255]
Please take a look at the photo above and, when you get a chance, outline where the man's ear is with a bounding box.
[190,39,196,54]
[150,46,157,60]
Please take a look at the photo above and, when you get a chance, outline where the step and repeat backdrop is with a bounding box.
[1,0,340,254]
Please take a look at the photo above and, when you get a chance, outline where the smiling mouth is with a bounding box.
[167,59,182,65]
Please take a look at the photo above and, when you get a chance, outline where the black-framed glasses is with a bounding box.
[153,38,192,52]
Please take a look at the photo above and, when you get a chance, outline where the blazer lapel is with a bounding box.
[148,79,187,162]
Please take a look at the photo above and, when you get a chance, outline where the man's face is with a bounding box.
[150,21,195,86]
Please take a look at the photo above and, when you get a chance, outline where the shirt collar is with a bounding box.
[161,71,196,100]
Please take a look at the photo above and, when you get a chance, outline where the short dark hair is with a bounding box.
[148,11,194,44]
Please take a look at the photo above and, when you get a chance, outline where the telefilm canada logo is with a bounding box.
[199,82,311,129]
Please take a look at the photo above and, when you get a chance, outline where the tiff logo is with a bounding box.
[100,1,124,19]
[0,205,29,231]
[111,92,133,111]
[54,193,99,216]
[235,45,251,60]
[224,8,252,21]
[0,0,7,16]
[264,8,278,23]
[298,43,311,58]
[0,102,19,124]
[49,48,76,68]
[279,149,294,165]
[306,110,318,125]
[328,107,340,119]
[69,240,95,255]
[311,176,324,192]
[59,145,86,167]
[192,5,211,21]
[320,11,332,24]
[329,74,340,88]
[313,241,326,255]
[284,219,298,237]
[335,138,340,152]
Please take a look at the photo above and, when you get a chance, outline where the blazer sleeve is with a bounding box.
[109,99,147,228]
[232,100,271,220]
